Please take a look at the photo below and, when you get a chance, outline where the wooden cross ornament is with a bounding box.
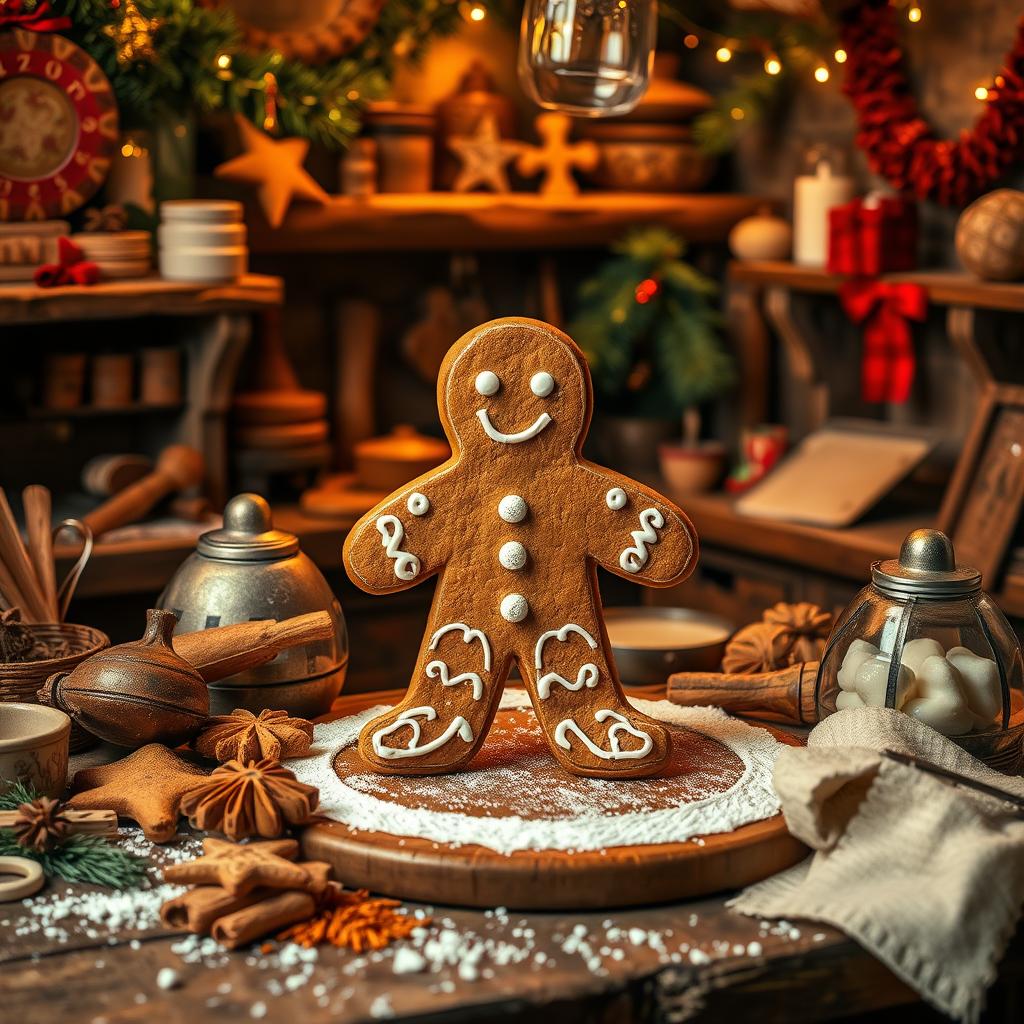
[517,113,599,199]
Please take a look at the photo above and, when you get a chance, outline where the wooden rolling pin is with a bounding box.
[173,611,335,683]
[83,444,205,539]
[667,662,821,726]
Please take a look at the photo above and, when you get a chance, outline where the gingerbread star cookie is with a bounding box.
[68,743,209,843]
[343,318,698,780]
[164,838,329,896]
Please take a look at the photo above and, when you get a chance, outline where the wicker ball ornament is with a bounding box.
[955,189,1024,282]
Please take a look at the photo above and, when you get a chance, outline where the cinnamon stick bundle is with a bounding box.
[211,891,317,950]
[160,886,271,934]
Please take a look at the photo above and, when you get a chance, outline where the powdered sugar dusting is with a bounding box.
[286,691,782,855]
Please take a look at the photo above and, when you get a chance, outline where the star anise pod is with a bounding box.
[193,709,314,764]
[180,759,319,841]
[12,797,72,852]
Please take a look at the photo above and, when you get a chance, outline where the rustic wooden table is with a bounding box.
[2,687,1018,1023]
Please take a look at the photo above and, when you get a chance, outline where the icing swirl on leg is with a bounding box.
[428,622,492,671]
[534,624,600,700]
[426,660,484,701]
[372,706,474,760]
[376,515,420,580]
[554,710,654,761]
[619,508,664,573]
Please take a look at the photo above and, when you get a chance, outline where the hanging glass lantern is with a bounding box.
[518,0,657,117]
[816,529,1024,771]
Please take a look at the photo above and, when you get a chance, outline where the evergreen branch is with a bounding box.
[0,830,148,888]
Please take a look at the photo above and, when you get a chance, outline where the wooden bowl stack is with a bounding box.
[158,201,248,283]
[71,231,152,280]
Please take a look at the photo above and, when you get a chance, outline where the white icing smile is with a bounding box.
[476,408,552,444]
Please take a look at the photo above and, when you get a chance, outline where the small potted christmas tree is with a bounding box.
[571,227,734,489]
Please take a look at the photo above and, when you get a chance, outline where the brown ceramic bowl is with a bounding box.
[579,123,715,193]
[0,702,71,798]
[658,440,727,495]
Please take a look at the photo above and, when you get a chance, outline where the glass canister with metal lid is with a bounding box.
[816,528,1024,770]
[158,493,348,717]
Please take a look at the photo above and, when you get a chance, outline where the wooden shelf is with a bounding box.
[247,193,766,253]
[27,402,183,420]
[0,273,283,325]
[54,504,359,599]
[728,261,1024,312]
[681,490,1024,618]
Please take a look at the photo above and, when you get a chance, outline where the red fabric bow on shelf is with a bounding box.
[34,237,100,289]
[840,280,928,404]
[0,0,71,32]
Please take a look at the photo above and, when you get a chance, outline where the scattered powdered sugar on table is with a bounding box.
[286,690,783,854]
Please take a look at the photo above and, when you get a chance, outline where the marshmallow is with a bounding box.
[903,655,974,736]
[853,654,915,709]
[900,637,945,677]
[838,638,879,692]
[947,646,1003,725]
[835,691,866,711]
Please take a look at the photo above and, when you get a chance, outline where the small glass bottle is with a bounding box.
[518,0,656,117]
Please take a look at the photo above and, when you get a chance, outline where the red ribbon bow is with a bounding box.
[0,0,72,32]
[34,236,100,289]
[839,279,927,404]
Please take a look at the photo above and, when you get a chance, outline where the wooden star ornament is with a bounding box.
[163,837,329,895]
[68,743,208,843]
[448,115,523,194]
[215,116,330,228]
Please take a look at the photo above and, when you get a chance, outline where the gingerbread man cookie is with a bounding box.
[343,318,698,779]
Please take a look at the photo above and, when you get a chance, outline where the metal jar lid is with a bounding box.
[871,528,982,599]
[197,493,299,562]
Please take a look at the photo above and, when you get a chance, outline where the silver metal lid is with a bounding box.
[197,493,299,561]
[871,528,982,599]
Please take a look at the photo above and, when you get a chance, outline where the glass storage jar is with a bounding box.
[816,529,1024,770]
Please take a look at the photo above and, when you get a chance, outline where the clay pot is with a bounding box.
[40,609,208,749]
[729,207,792,262]
[658,441,727,495]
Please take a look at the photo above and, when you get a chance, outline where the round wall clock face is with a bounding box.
[0,29,119,221]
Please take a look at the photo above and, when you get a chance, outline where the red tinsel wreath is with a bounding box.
[840,0,1024,207]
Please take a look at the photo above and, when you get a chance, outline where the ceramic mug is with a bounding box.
[0,703,71,798]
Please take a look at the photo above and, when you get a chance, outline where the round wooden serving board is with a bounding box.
[301,691,806,909]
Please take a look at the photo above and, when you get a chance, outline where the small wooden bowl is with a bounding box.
[0,623,109,753]
[0,702,71,798]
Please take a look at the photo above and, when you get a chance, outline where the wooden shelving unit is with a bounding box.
[248,193,766,253]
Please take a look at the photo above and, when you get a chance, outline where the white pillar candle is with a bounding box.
[793,160,854,268]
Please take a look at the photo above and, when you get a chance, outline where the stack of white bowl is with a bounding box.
[72,231,152,279]
[158,200,248,283]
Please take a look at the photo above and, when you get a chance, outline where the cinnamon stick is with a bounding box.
[211,890,316,950]
[22,485,58,621]
[0,488,48,622]
[161,886,272,933]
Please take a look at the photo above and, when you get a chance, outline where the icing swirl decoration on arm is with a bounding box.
[372,706,474,760]
[554,710,654,761]
[619,508,665,573]
[376,514,420,580]
[535,623,600,700]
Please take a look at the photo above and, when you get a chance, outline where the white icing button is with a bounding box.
[497,494,528,524]
[498,541,528,571]
[407,492,430,516]
[530,371,555,397]
[606,487,627,510]
[500,593,529,623]
[475,370,500,396]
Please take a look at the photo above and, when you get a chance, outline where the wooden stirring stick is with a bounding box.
[0,488,48,622]
[23,485,59,622]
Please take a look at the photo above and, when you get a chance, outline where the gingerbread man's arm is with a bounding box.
[573,461,698,588]
[343,460,461,595]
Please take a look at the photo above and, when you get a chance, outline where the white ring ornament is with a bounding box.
[606,487,628,510]
[407,492,430,516]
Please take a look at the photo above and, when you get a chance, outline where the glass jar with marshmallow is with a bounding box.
[816,529,1024,771]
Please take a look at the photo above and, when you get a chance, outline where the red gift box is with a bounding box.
[827,197,918,276]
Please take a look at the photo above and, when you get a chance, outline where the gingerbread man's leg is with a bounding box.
[517,617,671,779]
[357,602,507,775]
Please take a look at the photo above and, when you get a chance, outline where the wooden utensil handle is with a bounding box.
[174,611,335,683]
[23,485,58,621]
[82,471,176,538]
[666,662,821,725]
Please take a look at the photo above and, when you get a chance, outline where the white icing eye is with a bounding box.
[530,371,555,397]
[475,370,500,396]
[500,593,529,623]
[606,488,627,510]
[407,492,430,516]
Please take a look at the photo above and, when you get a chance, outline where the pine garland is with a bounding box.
[570,228,733,419]
[0,780,147,888]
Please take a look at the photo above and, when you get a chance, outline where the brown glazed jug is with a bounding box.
[41,608,209,748]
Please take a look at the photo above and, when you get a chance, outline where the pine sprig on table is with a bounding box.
[0,779,40,811]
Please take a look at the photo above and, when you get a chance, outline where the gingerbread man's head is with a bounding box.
[438,318,592,460]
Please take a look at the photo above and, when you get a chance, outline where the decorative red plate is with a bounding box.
[0,29,119,221]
